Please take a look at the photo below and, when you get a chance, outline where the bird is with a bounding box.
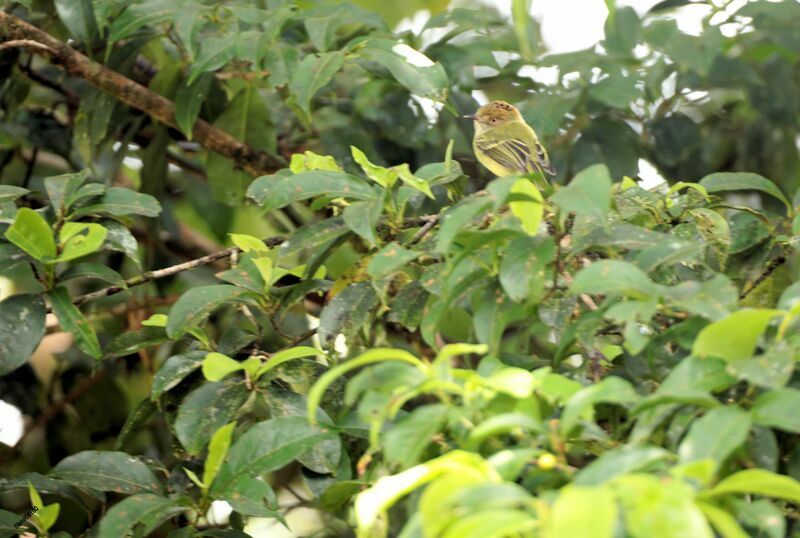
[465,101,556,183]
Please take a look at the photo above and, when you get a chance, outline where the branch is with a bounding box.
[739,254,787,300]
[0,12,285,177]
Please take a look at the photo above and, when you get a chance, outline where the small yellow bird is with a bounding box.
[465,101,556,181]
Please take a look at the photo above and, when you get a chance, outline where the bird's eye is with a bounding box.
[490,118,498,124]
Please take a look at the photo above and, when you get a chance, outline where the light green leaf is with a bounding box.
[549,485,616,538]
[550,164,612,221]
[202,352,244,381]
[367,242,420,280]
[204,422,236,488]
[692,309,783,361]
[678,406,751,467]
[570,260,659,299]
[4,207,56,261]
[702,469,800,503]
[52,222,108,264]
[751,388,800,433]
[509,178,543,235]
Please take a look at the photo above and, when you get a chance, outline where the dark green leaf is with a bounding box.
[700,172,791,213]
[0,294,45,376]
[72,187,161,218]
[175,73,213,137]
[50,451,161,494]
[166,285,254,338]
[289,51,345,120]
[385,404,449,467]
[358,38,448,101]
[387,281,429,331]
[499,236,554,302]
[570,260,658,299]
[175,382,250,455]
[47,286,101,359]
[210,416,337,496]
[279,217,351,258]
[752,388,800,433]
[367,242,419,280]
[54,0,98,44]
[59,263,126,287]
[105,327,168,359]
[248,170,377,213]
[318,282,379,343]
[96,494,184,538]
[150,351,206,400]
[0,185,28,203]
[343,198,383,246]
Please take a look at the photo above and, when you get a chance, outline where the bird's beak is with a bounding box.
[463,114,476,120]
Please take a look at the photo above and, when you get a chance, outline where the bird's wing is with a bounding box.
[475,123,556,176]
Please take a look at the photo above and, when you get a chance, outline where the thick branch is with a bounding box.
[0,12,285,177]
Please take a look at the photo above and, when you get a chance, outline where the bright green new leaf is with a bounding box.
[4,207,56,261]
[204,421,236,488]
[202,352,244,381]
[52,222,108,263]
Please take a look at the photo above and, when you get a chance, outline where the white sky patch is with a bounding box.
[392,43,435,67]
[530,0,608,53]
[0,400,24,447]
[637,158,667,190]
[518,65,559,86]
[411,95,443,125]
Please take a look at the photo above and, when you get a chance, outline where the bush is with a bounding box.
[0,0,799,536]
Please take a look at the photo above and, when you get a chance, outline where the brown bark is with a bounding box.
[0,11,285,177]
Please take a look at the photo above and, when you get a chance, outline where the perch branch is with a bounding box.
[0,12,285,176]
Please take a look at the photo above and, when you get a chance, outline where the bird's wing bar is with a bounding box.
[475,137,533,174]
[476,136,556,177]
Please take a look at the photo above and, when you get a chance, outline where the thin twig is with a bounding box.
[408,214,440,245]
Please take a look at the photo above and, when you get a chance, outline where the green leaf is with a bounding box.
[0,185,28,203]
[50,451,161,494]
[72,187,161,217]
[367,242,419,280]
[202,352,245,381]
[188,36,236,84]
[204,422,236,488]
[387,281,429,331]
[175,73,213,137]
[104,327,168,358]
[699,172,791,213]
[4,207,56,261]
[692,309,783,361]
[678,406,751,467]
[150,351,205,400]
[435,197,492,253]
[464,412,541,450]
[278,217,351,258]
[254,346,323,380]
[726,341,795,389]
[560,376,639,435]
[166,285,253,338]
[575,445,670,486]
[605,5,640,55]
[508,178,543,235]
[703,469,800,503]
[289,51,345,120]
[229,233,269,254]
[248,170,377,213]
[308,348,425,424]
[751,388,800,433]
[385,404,449,467]
[0,294,46,376]
[115,398,157,451]
[664,274,738,321]
[695,500,749,538]
[174,382,249,455]
[549,485,616,538]
[357,38,449,101]
[206,86,275,204]
[96,494,184,538]
[44,170,88,215]
[614,474,713,538]
[54,0,98,44]
[343,198,383,246]
[351,146,398,188]
[52,222,108,263]
[318,282,379,344]
[570,260,658,299]
[60,263,126,287]
[47,286,101,359]
[499,236,555,302]
[210,416,337,495]
[550,164,612,221]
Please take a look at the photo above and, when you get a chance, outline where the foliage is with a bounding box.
[1,0,799,536]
